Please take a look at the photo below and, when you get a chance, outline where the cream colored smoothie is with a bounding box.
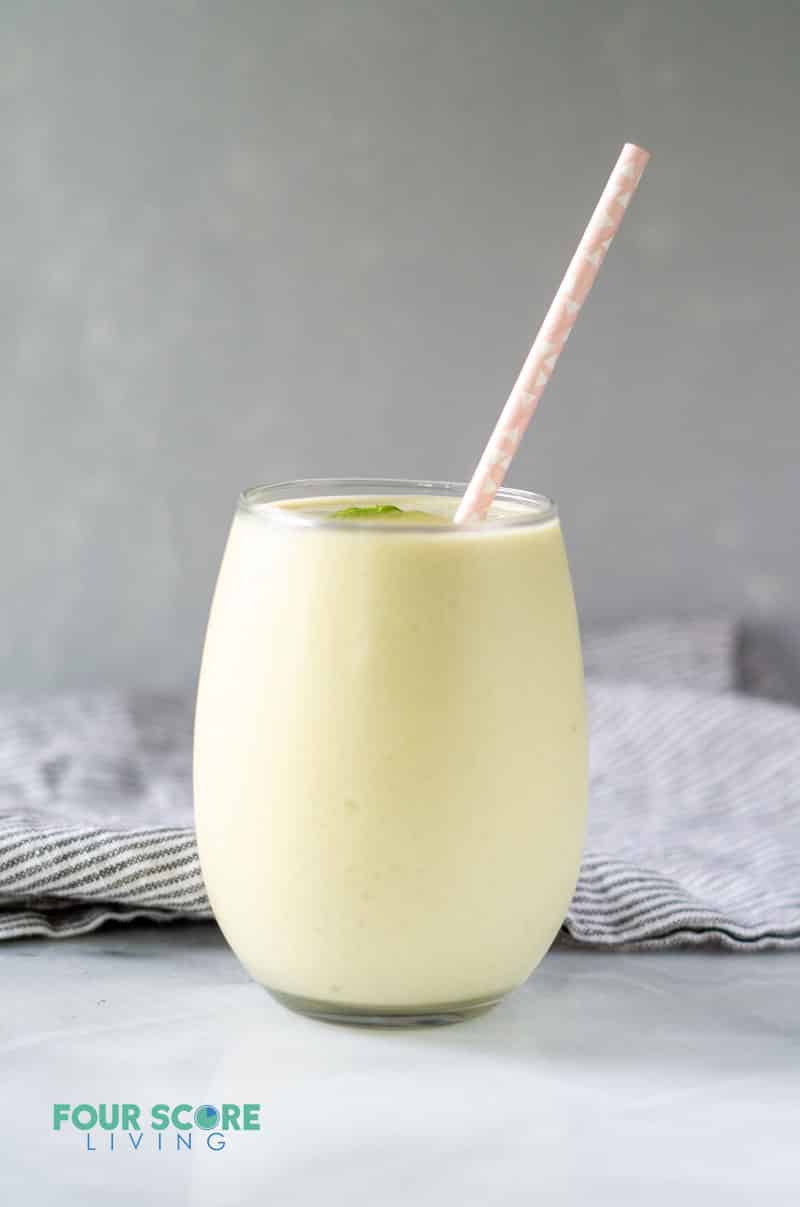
[194,479,587,1023]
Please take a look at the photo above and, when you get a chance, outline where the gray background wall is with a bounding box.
[3,0,798,691]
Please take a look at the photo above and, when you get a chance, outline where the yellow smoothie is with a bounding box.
[194,481,587,1021]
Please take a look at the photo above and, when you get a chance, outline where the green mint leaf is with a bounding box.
[330,504,406,519]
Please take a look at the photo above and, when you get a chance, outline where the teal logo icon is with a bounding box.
[194,1105,220,1130]
[52,1102,261,1154]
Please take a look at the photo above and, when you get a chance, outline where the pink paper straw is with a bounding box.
[454,142,650,524]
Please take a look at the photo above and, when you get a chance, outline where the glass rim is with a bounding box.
[236,477,558,532]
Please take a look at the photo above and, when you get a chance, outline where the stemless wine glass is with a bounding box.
[194,478,587,1025]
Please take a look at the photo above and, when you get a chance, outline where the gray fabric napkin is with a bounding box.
[1,619,799,948]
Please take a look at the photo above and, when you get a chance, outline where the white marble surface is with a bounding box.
[2,922,799,1205]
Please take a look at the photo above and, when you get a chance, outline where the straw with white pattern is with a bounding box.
[454,142,650,524]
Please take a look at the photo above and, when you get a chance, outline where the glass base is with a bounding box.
[267,986,507,1027]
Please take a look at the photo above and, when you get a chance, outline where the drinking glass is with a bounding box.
[194,478,587,1025]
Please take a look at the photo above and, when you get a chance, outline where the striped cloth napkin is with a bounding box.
[1,620,799,947]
